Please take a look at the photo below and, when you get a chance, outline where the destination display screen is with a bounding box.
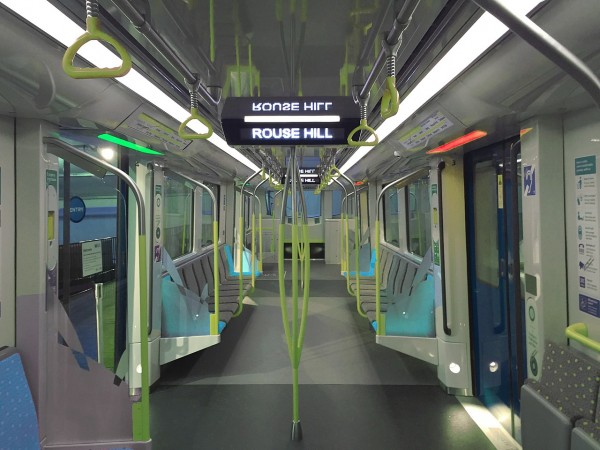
[281,168,321,185]
[221,96,360,146]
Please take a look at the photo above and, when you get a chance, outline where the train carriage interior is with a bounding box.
[1,0,600,448]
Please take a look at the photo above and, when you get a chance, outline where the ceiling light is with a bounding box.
[426,130,487,154]
[98,133,163,155]
[244,115,341,123]
[98,146,115,160]
[0,0,258,172]
[339,0,544,173]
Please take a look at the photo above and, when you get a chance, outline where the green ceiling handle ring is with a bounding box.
[63,17,132,79]
[178,107,213,140]
[380,76,400,120]
[347,119,379,147]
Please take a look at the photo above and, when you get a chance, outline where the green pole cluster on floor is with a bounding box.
[278,148,310,441]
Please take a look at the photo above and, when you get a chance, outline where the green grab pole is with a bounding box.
[258,212,263,271]
[296,222,310,361]
[278,223,293,360]
[375,219,381,334]
[355,206,366,318]
[271,213,276,253]
[251,212,256,288]
[291,211,300,422]
[233,215,244,317]
[213,220,220,328]
[345,214,354,296]
[132,235,150,441]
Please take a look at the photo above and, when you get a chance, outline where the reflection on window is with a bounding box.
[383,186,400,247]
[332,189,342,218]
[265,191,275,216]
[286,191,321,219]
[164,175,193,259]
[406,178,431,257]
[200,182,219,247]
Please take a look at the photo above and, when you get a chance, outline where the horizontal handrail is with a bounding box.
[566,323,600,353]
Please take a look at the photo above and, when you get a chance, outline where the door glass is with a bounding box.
[467,142,525,440]
[58,159,127,374]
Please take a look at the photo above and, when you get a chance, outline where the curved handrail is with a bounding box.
[178,107,214,140]
[566,323,600,353]
[347,119,379,147]
[63,17,132,79]
[330,167,367,319]
[380,76,399,119]
[375,167,430,334]
[232,170,262,317]
[44,137,148,440]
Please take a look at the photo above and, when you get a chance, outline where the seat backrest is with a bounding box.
[0,347,40,449]
[181,263,201,297]
[392,257,407,295]
[200,257,215,295]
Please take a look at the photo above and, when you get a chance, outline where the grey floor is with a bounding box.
[151,261,495,449]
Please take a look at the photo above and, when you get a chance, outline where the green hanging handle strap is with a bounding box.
[380,37,402,120]
[179,82,213,140]
[347,96,378,147]
[380,76,400,119]
[347,119,379,147]
[63,5,132,79]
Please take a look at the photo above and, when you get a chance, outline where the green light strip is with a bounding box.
[98,133,164,155]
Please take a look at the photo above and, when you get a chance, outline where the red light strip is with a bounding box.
[426,130,488,154]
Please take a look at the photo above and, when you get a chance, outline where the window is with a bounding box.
[383,186,400,247]
[199,182,219,247]
[332,189,342,219]
[382,176,431,257]
[285,191,321,219]
[164,175,194,259]
[405,178,431,257]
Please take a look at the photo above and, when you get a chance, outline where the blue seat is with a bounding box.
[0,346,40,450]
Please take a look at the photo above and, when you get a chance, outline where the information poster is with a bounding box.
[82,241,103,277]
[575,156,600,317]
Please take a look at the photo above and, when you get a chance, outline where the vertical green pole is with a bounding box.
[354,198,366,318]
[291,222,299,422]
[235,214,244,315]
[259,212,263,272]
[213,220,220,327]
[132,235,150,441]
[375,219,381,334]
[278,223,292,359]
[251,212,256,287]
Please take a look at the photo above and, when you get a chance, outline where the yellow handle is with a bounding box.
[62,17,132,79]
[178,107,214,140]
[380,76,399,120]
[347,119,379,147]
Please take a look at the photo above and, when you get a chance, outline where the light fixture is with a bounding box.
[98,133,163,155]
[0,0,259,172]
[244,115,341,123]
[426,130,487,154]
[98,146,115,160]
[339,0,544,173]
[449,362,461,374]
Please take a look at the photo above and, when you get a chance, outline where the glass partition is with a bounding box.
[164,174,194,259]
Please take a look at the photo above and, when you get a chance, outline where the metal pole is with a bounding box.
[471,0,600,108]
[110,0,220,106]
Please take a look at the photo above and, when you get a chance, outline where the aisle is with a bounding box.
[150,261,496,449]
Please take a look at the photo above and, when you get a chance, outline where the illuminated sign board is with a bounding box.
[221,96,360,146]
[281,168,321,186]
